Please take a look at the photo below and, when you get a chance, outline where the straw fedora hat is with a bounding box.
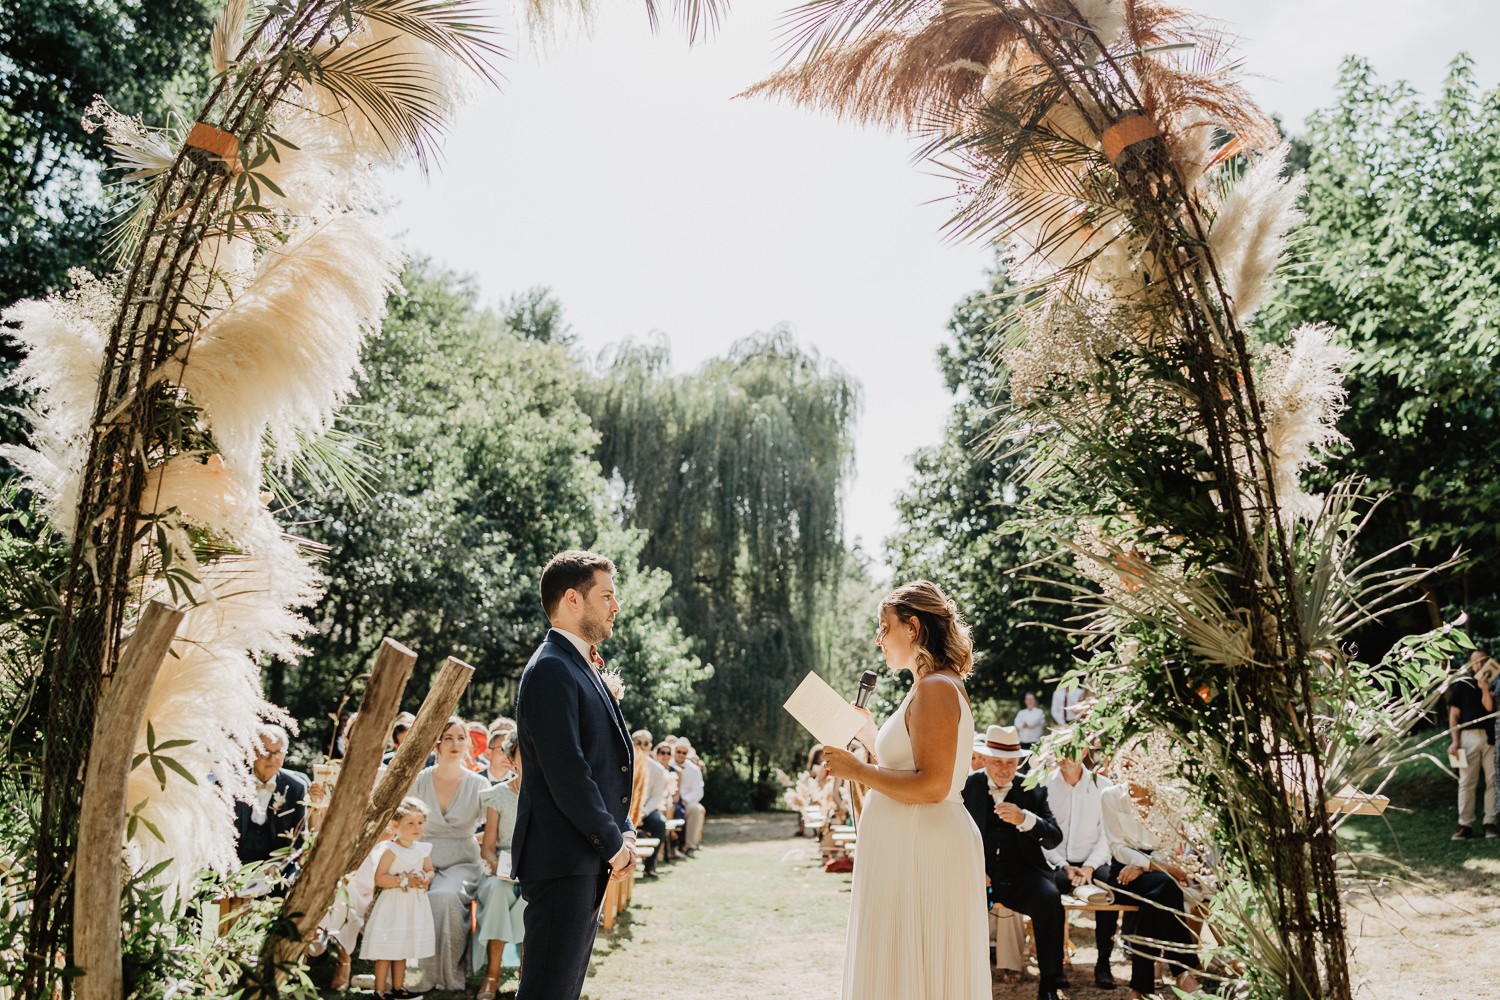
[974,724,1029,760]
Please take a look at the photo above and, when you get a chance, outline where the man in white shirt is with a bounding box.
[634,733,670,876]
[1044,754,1118,989]
[1015,691,1047,747]
[1051,684,1085,726]
[673,740,706,853]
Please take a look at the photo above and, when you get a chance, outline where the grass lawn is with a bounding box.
[315,751,1499,998]
[319,813,848,999]
[1335,735,1500,892]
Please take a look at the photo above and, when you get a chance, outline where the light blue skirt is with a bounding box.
[471,876,526,973]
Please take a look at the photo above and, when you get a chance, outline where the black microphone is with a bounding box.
[854,670,878,710]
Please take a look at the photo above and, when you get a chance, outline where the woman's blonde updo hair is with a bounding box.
[880,580,974,679]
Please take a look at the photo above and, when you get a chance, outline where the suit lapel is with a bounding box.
[547,629,630,747]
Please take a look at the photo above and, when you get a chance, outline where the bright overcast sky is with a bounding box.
[385,0,1500,559]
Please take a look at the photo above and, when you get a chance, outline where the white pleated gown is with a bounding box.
[842,680,989,1000]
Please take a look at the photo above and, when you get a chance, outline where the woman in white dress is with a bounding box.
[821,580,989,1000]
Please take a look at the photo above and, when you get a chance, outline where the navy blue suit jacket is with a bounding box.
[233,769,308,865]
[512,628,635,880]
[962,769,1063,886]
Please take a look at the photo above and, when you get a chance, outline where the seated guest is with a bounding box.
[1100,764,1200,999]
[234,726,308,875]
[1045,749,1118,989]
[475,729,527,1000]
[970,734,987,774]
[413,717,490,992]
[635,739,671,875]
[382,711,416,765]
[630,731,650,828]
[673,739,706,854]
[961,725,1067,1000]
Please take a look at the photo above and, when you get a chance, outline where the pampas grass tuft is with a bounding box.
[1,274,115,537]
[127,533,319,893]
[172,212,402,481]
[1207,145,1304,322]
[1256,323,1350,521]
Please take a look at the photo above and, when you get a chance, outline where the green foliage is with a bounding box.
[583,332,860,772]
[282,265,707,743]
[887,263,1078,707]
[1263,55,1500,637]
[0,0,216,452]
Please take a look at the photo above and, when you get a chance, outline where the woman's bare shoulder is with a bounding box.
[910,671,965,709]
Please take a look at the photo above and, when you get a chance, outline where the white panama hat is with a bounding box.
[973,724,1029,760]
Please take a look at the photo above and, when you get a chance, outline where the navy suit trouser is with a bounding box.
[517,868,611,1000]
[991,868,1065,990]
[1051,859,1118,966]
[1102,868,1195,993]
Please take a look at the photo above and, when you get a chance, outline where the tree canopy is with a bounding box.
[583,332,861,777]
[1262,56,1500,639]
[0,0,216,451]
[281,265,708,742]
[886,265,1077,711]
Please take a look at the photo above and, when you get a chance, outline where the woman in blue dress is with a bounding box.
[473,728,527,999]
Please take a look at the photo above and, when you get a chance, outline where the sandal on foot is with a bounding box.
[476,976,499,1000]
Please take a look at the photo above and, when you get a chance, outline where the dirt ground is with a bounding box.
[361,811,1499,999]
[585,813,1500,1000]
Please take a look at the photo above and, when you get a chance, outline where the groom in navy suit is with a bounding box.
[513,550,637,1000]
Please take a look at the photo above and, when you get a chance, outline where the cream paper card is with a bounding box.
[783,671,864,749]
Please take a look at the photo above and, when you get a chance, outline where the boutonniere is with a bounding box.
[600,669,624,702]
[270,790,287,814]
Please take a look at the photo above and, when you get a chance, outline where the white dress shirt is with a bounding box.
[1099,782,1166,869]
[250,776,278,825]
[642,757,669,815]
[1050,685,1084,725]
[987,778,1038,833]
[555,627,596,666]
[1042,768,1114,870]
[677,755,705,806]
[1014,706,1046,744]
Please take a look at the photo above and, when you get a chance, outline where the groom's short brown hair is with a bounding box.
[541,550,616,618]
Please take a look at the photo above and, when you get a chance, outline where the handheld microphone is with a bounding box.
[854,670,878,710]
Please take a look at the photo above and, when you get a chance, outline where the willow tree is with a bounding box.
[584,330,858,772]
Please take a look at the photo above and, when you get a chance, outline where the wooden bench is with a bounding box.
[990,896,1140,968]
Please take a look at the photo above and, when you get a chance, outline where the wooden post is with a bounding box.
[257,638,417,990]
[73,601,185,1000]
[349,656,474,867]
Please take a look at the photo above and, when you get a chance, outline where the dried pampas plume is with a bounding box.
[1256,324,1350,521]
[1208,145,1304,323]
[1,0,497,901]
[171,212,403,481]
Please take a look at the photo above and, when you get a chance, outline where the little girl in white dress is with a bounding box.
[361,797,437,998]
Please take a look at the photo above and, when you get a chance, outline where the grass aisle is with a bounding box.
[582,813,849,1000]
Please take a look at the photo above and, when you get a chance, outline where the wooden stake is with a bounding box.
[257,638,417,990]
[73,601,185,1000]
[349,656,474,867]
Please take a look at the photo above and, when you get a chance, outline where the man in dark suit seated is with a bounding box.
[962,724,1067,1000]
[513,550,637,1000]
[232,725,308,889]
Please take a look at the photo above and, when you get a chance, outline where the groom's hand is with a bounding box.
[608,842,636,882]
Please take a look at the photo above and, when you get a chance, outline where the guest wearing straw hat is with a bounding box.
[962,725,1067,1000]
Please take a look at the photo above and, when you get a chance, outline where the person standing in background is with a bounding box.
[1015,692,1046,749]
[1448,650,1498,840]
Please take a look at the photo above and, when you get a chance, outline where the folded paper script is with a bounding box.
[783,671,864,749]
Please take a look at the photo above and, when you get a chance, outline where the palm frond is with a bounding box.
[348,0,504,83]
[745,9,1018,129]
